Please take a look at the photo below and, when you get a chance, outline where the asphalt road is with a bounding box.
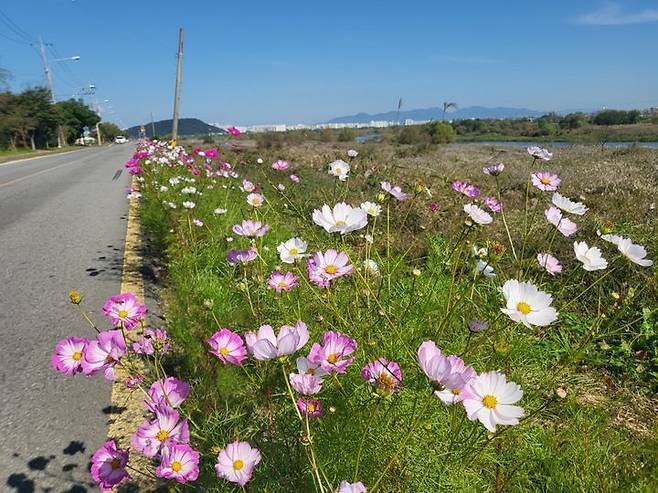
[0,145,136,492]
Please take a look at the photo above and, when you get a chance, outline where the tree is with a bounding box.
[424,121,456,144]
[337,127,357,142]
[54,98,100,144]
[99,122,123,141]
[442,101,458,120]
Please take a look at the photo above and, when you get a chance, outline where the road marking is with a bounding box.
[0,148,109,189]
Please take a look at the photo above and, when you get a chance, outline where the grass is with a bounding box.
[136,139,657,492]
[0,145,85,164]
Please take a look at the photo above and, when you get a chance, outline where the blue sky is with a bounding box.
[1,0,657,127]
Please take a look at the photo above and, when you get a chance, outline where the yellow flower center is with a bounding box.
[219,347,229,356]
[233,459,244,471]
[307,403,316,413]
[289,247,299,255]
[171,461,182,472]
[156,430,169,442]
[541,177,551,185]
[72,351,82,361]
[305,368,316,375]
[118,309,129,319]
[110,458,121,470]
[483,394,497,409]
[334,220,346,226]
[376,373,397,392]
[327,353,339,364]
[451,388,461,395]
[325,265,338,275]
[516,301,532,315]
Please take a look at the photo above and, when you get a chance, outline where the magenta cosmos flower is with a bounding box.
[90,440,130,492]
[133,328,170,355]
[308,331,358,374]
[308,249,353,284]
[132,405,190,458]
[245,321,309,360]
[380,180,409,201]
[227,247,258,265]
[51,336,88,375]
[215,440,261,486]
[483,196,502,213]
[531,171,560,191]
[267,271,299,293]
[271,159,289,171]
[102,293,146,330]
[147,376,190,410]
[208,328,247,365]
[289,372,323,395]
[361,358,403,394]
[289,174,300,183]
[537,253,562,275]
[81,330,127,380]
[417,341,476,401]
[297,398,323,418]
[483,163,505,176]
[156,443,200,484]
[232,219,270,237]
[451,180,480,198]
[227,126,241,137]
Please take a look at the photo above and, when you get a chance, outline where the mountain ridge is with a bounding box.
[325,106,546,124]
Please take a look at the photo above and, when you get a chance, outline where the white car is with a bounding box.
[114,136,128,144]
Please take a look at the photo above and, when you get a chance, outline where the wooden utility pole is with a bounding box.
[150,112,156,138]
[171,28,184,142]
[38,37,63,148]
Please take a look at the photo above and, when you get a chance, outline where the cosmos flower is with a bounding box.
[483,162,505,176]
[215,441,261,487]
[214,207,228,215]
[380,181,409,201]
[500,279,558,328]
[574,241,608,271]
[227,247,258,265]
[363,259,380,276]
[417,341,475,391]
[267,271,299,293]
[246,193,265,207]
[51,336,88,375]
[81,330,127,380]
[338,481,367,493]
[295,355,328,378]
[182,201,196,209]
[290,174,300,183]
[277,237,308,263]
[483,196,502,213]
[475,260,496,278]
[308,331,357,374]
[463,371,524,432]
[133,328,171,355]
[132,405,189,458]
[527,146,552,161]
[616,237,653,267]
[208,328,248,365]
[361,358,403,394]
[360,201,382,217]
[192,218,203,227]
[545,207,578,237]
[531,172,560,191]
[432,355,476,406]
[297,398,323,418]
[272,160,289,171]
[312,203,368,234]
[308,249,353,282]
[147,377,191,410]
[232,219,270,237]
[156,443,200,484]
[90,440,130,492]
[328,159,351,181]
[102,293,146,330]
[289,372,323,395]
[347,149,358,158]
[227,126,241,137]
[245,321,309,360]
[464,203,493,225]
[551,192,588,215]
[537,253,562,275]
[452,180,480,198]
[241,179,256,193]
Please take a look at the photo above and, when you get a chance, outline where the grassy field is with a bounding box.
[132,140,657,492]
[0,145,84,164]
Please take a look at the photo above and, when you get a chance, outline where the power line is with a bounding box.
[0,30,30,45]
[0,9,35,44]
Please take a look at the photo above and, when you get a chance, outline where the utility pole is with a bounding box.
[38,37,62,148]
[171,28,184,142]
[150,112,156,138]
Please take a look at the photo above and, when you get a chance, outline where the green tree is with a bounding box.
[55,98,100,144]
[99,122,123,141]
[337,127,357,142]
[424,121,456,143]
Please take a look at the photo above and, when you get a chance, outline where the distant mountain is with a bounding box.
[325,106,546,124]
[125,118,227,138]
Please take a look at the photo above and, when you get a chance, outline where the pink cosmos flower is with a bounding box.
[126,374,143,388]
[204,148,219,159]
[81,330,127,380]
[246,192,265,207]
[245,321,309,360]
[90,440,130,492]
[241,179,256,193]
[132,405,190,458]
[271,160,289,171]
[338,480,367,493]
[531,172,560,191]
[232,219,270,237]
[289,372,323,395]
[361,358,403,394]
[156,443,200,484]
[483,196,502,213]
[267,271,299,293]
[128,165,142,175]
[527,146,553,161]
[297,398,323,418]
[308,249,353,284]
[380,181,409,201]
[433,356,476,406]
[227,247,258,265]
[417,341,476,393]
[295,355,328,378]
[208,328,248,365]
[451,180,480,198]
[537,253,562,275]
[227,126,241,137]
[215,440,261,486]
[102,293,147,330]
[133,328,170,355]
[545,207,578,236]
[51,336,88,375]
[307,257,330,288]
[483,163,505,176]
[289,174,300,183]
[192,218,204,227]
[147,377,191,410]
[429,201,439,212]
[308,331,357,374]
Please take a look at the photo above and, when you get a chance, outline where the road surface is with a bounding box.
[0,145,135,492]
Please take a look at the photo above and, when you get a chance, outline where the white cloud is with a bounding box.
[576,2,658,25]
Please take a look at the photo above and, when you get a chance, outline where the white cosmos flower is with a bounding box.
[312,203,368,234]
[500,279,558,328]
[347,149,358,158]
[574,241,608,271]
[182,201,196,209]
[464,203,493,225]
[475,260,495,278]
[599,232,623,246]
[277,237,308,264]
[463,371,524,433]
[246,193,264,207]
[363,259,380,276]
[360,201,382,217]
[213,207,228,215]
[328,160,350,181]
[551,192,588,215]
[616,237,653,267]
[545,207,577,237]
